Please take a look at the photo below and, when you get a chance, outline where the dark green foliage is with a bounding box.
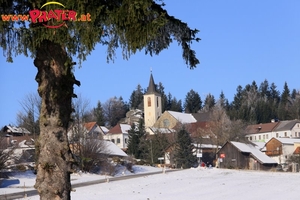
[129,84,144,110]
[278,82,292,120]
[219,91,229,110]
[203,93,215,111]
[184,89,202,113]
[127,119,146,159]
[156,82,167,112]
[227,80,300,123]
[1,0,200,69]
[142,132,169,165]
[103,96,128,127]
[165,92,182,112]
[93,101,105,126]
[174,127,197,169]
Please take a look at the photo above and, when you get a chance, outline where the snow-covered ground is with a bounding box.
[1,166,300,200]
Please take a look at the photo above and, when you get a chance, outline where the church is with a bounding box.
[142,73,218,166]
[143,72,212,136]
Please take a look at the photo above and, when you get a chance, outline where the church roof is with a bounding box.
[167,111,197,124]
[145,73,160,96]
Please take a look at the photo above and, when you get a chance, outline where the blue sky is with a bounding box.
[1,0,300,127]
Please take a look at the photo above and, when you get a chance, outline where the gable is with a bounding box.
[230,141,276,164]
[274,120,300,132]
[108,124,131,134]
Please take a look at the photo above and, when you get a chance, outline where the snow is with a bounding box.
[104,140,128,157]
[168,111,197,124]
[230,141,277,164]
[120,124,131,133]
[1,166,300,200]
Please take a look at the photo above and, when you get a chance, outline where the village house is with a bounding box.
[103,123,131,151]
[245,120,300,143]
[67,122,109,140]
[244,121,279,142]
[217,141,277,171]
[264,137,300,166]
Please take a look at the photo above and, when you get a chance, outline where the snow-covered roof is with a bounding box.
[100,126,109,133]
[231,141,276,164]
[275,138,300,145]
[193,143,221,149]
[5,125,30,134]
[251,141,266,150]
[104,140,127,157]
[120,124,131,133]
[168,111,197,124]
[149,127,176,134]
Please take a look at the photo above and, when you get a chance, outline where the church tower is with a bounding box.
[144,73,162,128]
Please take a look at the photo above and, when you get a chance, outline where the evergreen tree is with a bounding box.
[1,1,199,198]
[291,89,297,99]
[259,79,271,100]
[232,85,243,110]
[170,98,183,112]
[219,91,229,110]
[151,133,169,164]
[103,96,128,127]
[203,93,215,111]
[174,127,197,169]
[127,123,140,158]
[270,82,280,103]
[156,82,168,112]
[184,89,202,113]
[166,92,182,112]
[129,84,144,109]
[127,119,146,159]
[278,82,291,120]
[93,101,105,126]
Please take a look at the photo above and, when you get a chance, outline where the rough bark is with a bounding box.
[34,40,80,200]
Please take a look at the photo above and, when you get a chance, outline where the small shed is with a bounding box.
[217,141,277,171]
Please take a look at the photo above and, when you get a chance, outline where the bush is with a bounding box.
[16,164,27,171]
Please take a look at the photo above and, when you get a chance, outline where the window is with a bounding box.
[254,136,256,141]
[284,132,287,137]
[296,132,298,137]
[259,135,261,140]
[249,136,252,141]
[148,97,151,107]
[117,138,120,143]
[163,119,170,128]
[125,138,128,144]
[111,139,115,143]
[276,133,279,138]
[266,134,268,139]
[263,135,265,140]
[157,97,159,107]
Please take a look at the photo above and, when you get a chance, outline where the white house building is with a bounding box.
[245,120,300,143]
[104,123,131,150]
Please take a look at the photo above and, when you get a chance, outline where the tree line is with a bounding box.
[16,79,299,134]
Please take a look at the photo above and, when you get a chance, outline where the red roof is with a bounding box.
[186,121,211,138]
[245,122,279,135]
[84,122,97,132]
[293,147,300,154]
[107,124,131,134]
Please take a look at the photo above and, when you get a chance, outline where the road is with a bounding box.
[0,169,180,200]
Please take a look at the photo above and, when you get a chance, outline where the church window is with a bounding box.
[148,97,151,107]
[163,119,170,128]
[157,97,159,107]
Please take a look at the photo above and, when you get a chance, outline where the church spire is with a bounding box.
[146,72,160,95]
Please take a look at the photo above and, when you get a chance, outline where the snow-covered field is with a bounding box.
[1,166,300,200]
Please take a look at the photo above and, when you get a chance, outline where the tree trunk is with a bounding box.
[34,40,80,200]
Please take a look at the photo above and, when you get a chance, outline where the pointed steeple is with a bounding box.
[146,73,160,95]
